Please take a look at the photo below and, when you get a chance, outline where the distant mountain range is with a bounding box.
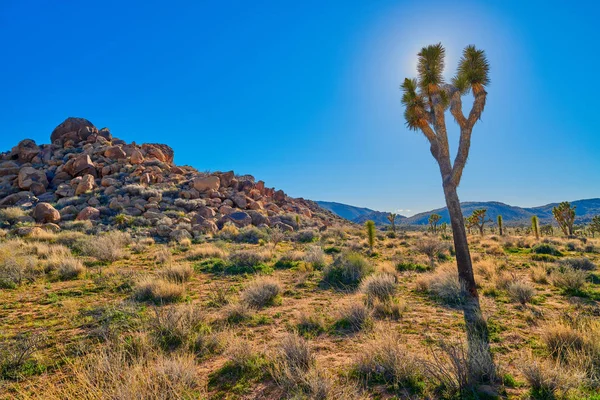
[316,199,600,226]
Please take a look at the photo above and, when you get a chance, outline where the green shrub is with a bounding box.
[295,230,319,243]
[234,227,269,244]
[531,243,562,256]
[332,303,373,334]
[396,261,430,273]
[322,252,373,289]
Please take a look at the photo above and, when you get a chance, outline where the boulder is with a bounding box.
[141,143,174,164]
[0,161,20,177]
[10,140,40,163]
[18,167,48,191]
[75,174,96,195]
[231,193,248,209]
[193,176,220,192]
[50,117,97,144]
[104,145,127,160]
[219,171,235,188]
[33,202,61,224]
[0,192,37,207]
[247,210,269,226]
[130,149,144,164]
[76,206,100,221]
[218,211,252,228]
[273,189,286,203]
[67,154,96,177]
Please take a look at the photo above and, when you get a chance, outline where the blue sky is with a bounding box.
[1,0,598,216]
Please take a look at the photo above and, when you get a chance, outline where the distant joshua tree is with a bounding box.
[531,216,540,240]
[400,43,494,381]
[497,215,503,236]
[540,224,554,236]
[387,213,397,232]
[590,215,600,238]
[552,201,576,236]
[365,220,376,253]
[467,208,491,237]
[428,213,442,233]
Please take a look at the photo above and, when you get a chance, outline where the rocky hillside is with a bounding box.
[0,118,337,239]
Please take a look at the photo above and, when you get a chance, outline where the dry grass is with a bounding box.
[333,302,373,333]
[186,243,227,260]
[81,231,131,262]
[359,273,397,304]
[159,264,193,283]
[416,264,466,305]
[133,278,185,304]
[56,257,86,281]
[507,280,536,305]
[354,328,423,390]
[240,277,282,308]
[39,337,205,399]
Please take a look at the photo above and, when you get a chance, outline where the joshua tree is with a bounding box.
[428,213,442,233]
[497,215,503,236]
[365,220,376,253]
[531,215,540,240]
[467,208,491,237]
[401,43,494,382]
[590,215,600,238]
[387,213,397,232]
[552,201,576,236]
[440,222,448,234]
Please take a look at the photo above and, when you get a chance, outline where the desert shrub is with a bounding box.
[62,220,94,232]
[354,330,424,393]
[216,222,239,241]
[416,238,447,268]
[425,338,496,397]
[530,265,551,284]
[154,245,173,265]
[227,249,272,274]
[186,244,226,261]
[371,298,405,320]
[332,302,373,334]
[303,245,326,268]
[81,231,131,263]
[223,302,253,324]
[360,273,397,304]
[541,318,600,386]
[558,257,596,271]
[149,305,218,357]
[520,358,580,399]
[507,281,536,305]
[418,266,466,306]
[56,257,86,281]
[0,255,39,288]
[272,333,314,376]
[295,229,318,243]
[296,312,326,338]
[27,243,71,260]
[133,278,184,304]
[274,251,304,269]
[531,243,562,256]
[234,226,269,244]
[240,277,282,308]
[130,237,155,253]
[494,271,515,290]
[552,267,587,292]
[54,231,89,250]
[323,252,373,289]
[159,264,193,283]
[0,332,46,380]
[0,207,27,225]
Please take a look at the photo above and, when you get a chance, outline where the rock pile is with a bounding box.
[0,117,335,239]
